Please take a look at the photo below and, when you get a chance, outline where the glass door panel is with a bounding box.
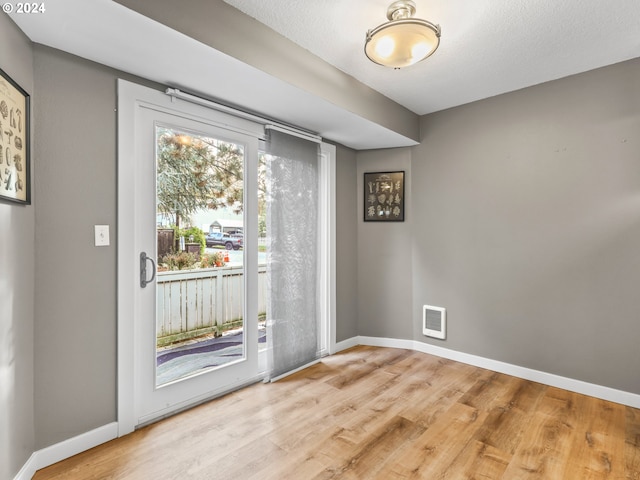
[155,125,245,386]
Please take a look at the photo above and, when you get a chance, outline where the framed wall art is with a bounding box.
[0,67,30,205]
[364,171,404,222]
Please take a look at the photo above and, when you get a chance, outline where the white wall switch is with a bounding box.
[94,225,110,246]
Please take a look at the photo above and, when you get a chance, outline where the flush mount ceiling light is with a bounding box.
[364,0,441,69]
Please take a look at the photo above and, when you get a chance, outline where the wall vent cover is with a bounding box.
[423,305,446,339]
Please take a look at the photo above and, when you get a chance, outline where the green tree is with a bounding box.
[258,153,268,238]
[156,128,243,228]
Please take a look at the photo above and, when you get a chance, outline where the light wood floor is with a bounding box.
[35,346,640,479]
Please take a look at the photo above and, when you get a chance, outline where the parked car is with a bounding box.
[206,231,243,250]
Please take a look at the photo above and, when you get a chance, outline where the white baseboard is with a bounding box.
[15,423,118,480]
[334,336,359,352]
[346,335,640,409]
[13,454,37,480]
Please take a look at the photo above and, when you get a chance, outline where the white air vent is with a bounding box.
[423,305,446,339]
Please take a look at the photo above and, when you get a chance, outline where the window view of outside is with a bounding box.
[154,126,266,386]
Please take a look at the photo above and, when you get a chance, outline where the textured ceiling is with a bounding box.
[224,0,640,115]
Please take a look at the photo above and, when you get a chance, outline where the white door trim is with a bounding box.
[319,143,337,356]
[117,79,144,436]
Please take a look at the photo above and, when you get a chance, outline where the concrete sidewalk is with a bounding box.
[156,327,266,385]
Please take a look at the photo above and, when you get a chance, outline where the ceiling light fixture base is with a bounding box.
[387,0,416,21]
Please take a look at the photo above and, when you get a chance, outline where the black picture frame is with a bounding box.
[363,171,405,222]
[0,66,30,205]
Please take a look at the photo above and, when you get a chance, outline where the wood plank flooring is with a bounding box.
[34,346,640,479]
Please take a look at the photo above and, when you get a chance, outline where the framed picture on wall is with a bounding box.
[0,67,30,205]
[364,171,404,222]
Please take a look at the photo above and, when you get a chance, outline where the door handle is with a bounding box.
[140,252,156,288]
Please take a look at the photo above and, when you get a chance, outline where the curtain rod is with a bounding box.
[165,88,322,144]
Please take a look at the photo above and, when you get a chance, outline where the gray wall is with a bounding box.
[411,58,640,394]
[33,46,120,448]
[357,148,413,339]
[0,15,35,480]
[335,144,358,342]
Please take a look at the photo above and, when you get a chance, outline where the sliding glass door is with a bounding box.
[117,80,334,433]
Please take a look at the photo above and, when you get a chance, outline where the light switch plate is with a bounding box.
[94,225,110,246]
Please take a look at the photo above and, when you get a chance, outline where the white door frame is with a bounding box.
[319,144,337,357]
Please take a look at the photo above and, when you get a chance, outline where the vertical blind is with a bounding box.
[265,128,321,380]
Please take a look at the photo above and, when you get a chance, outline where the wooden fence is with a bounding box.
[156,264,267,345]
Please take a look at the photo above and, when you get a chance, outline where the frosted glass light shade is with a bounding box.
[365,19,441,68]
